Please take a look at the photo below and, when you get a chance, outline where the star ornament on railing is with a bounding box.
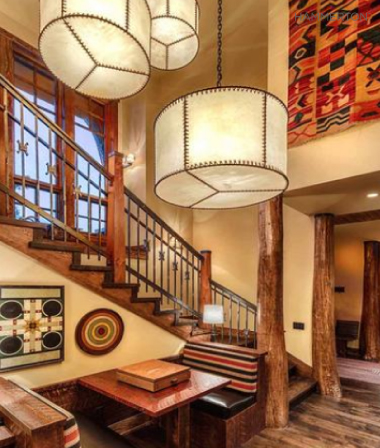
[46,164,57,177]
[17,140,29,155]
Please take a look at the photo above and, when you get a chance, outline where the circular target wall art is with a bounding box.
[76,309,124,356]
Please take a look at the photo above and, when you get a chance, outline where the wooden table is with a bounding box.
[79,369,230,448]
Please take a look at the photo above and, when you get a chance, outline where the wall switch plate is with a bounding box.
[293,322,305,330]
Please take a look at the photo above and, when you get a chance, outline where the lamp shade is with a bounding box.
[155,87,288,209]
[147,0,200,70]
[39,0,151,100]
[203,305,224,325]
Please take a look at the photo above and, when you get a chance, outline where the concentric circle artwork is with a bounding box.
[76,309,124,355]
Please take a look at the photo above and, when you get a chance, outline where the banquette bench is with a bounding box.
[171,341,267,448]
[0,342,266,448]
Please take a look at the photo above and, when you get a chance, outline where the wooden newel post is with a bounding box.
[312,214,342,397]
[107,152,126,284]
[360,241,380,361]
[257,195,288,428]
[200,250,212,328]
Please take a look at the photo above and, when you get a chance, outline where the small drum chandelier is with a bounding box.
[154,0,288,209]
[147,0,200,71]
[39,0,151,100]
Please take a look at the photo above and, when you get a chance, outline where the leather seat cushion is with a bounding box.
[192,389,256,419]
[73,412,134,448]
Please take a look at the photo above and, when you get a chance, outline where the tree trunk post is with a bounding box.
[360,241,380,361]
[257,195,288,428]
[312,214,342,397]
[107,151,126,284]
[200,250,212,328]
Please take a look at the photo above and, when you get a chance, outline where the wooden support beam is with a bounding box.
[312,214,342,397]
[199,250,212,328]
[257,195,288,428]
[165,404,190,448]
[107,152,126,283]
[63,88,76,229]
[360,241,380,361]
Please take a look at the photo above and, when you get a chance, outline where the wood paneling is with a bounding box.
[312,214,342,397]
[257,195,288,428]
[360,241,380,361]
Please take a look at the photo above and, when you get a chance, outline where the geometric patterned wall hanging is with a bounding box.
[75,309,124,356]
[0,286,64,372]
[289,0,380,147]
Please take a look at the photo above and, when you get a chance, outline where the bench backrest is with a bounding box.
[183,342,259,394]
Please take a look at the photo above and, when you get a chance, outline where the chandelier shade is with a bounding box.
[147,0,200,70]
[39,0,151,100]
[154,87,288,209]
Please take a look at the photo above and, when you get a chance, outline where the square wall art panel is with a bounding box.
[0,286,64,372]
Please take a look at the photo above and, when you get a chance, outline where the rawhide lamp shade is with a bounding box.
[155,87,288,209]
[39,0,151,100]
[147,0,200,70]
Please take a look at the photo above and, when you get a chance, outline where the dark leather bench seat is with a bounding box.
[73,412,134,448]
[192,389,256,419]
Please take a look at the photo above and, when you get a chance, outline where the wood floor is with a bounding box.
[244,383,380,447]
[338,357,380,387]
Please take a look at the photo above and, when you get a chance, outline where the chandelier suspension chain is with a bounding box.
[217,0,223,88]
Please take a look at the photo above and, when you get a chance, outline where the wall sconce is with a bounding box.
[123,153,136,168]
[203,304,224,342]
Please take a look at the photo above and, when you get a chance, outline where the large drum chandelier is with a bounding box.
[154,0,288,209]
[39,0,151,100]
[147,0,200,71]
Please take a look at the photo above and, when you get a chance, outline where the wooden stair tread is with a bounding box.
[0,216,47,229]
[29,240,85,252]
[288,375,317,405]
[70,264,112,272]
[0,426,15,448]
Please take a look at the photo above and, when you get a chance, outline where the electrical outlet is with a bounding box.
[293,322,305,330]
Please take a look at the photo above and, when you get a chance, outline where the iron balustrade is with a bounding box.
[124,186,203,319]
[0,74,111,258]
[211,280,258,348]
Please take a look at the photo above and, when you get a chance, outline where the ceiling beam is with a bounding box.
[334,210,380,225]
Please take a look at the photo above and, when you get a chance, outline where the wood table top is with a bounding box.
[78,369,230,417]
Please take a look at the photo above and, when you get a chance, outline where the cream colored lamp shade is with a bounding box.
[203,305,224,325]
[147,0,200,70]
[155,87,288,209]
[39,0,151,100]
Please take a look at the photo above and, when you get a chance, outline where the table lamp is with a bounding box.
[203,304,224,342]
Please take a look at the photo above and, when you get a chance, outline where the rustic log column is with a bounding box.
[63,88,76,228]
[200,250,212,328]
[360,241,380,361]
[257,195,288,428]
[312,214,342,397]
[107,152,126,283]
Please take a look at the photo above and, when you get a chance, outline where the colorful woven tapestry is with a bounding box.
[288,0,380,147]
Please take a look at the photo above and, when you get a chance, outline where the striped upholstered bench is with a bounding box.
[180,342,267,448]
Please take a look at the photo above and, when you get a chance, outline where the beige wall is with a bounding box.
[0,0,38,47]
[334,233,364,349]
[283,206,314,365]
[0,242,184,388]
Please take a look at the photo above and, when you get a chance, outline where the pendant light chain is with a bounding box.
[216,0,223,88]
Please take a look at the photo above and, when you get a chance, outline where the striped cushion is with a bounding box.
[183,342,258,394]
[10,380,81,448]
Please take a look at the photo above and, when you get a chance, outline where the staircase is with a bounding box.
[288,356,317,408]
[0,73,257,344]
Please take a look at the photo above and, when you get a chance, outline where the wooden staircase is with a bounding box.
[288,355,317,408]
[0,217,202,341]
[0,425,15,448]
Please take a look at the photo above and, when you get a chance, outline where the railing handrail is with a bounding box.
[211,279,257,312]
[0,182,107,257]
[124,186,203,260]
[0,73,113,182]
